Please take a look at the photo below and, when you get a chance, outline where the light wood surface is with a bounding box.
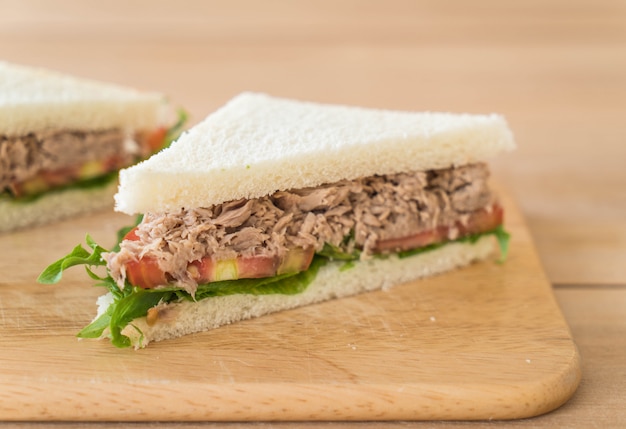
[0,0,624,427]
[0,190,580,421]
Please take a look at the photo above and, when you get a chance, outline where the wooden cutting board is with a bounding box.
[0,188,580,421]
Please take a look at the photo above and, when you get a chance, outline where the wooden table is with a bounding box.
[1,0,624,427]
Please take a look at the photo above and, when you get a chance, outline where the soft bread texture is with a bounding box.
[0,180,118,233]
[115,93,516,215]
[97,235,495,348]
[0,61,166,136]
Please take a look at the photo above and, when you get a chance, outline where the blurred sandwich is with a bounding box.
[0,61,184,232]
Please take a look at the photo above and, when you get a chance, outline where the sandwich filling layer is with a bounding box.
[106,163,502,294]
[0,128,165,198]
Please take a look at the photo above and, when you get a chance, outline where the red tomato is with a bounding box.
[124,227,140,242]
[237,255,279,279]
[187,258,214,283]
[125,256,168,289]
[375,203,504,253]
[10,154,128,198]
[121,227,167,288]
[186,250,310,285]
[375,229,441,253]
[464,203,504,234]
[145,127,168,152]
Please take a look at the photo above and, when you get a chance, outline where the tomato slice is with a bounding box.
[237,255,279,279]
[375,203,503,253]
[188,255,280,284]
[121,227,167,289]
[186,248,316,285]
[123,227,140,242]
[464,203,504,234]
[8,154,127,198]
[125,256,168,289]
[144,127,168,152]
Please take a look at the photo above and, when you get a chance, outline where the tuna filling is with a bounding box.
[106,163,498,292]
[0,128,154,197]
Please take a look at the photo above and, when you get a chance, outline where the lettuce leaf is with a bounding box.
[77,305,113,339]
[108,289,175,348]
[37,235,109,284]
[493,225,511,263]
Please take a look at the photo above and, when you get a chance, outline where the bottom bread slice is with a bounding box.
[0,180,117,233]
[97,234,495,348]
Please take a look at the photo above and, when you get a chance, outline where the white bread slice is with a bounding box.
[99,234,495,348]
[0,180,117,233]
[115,92,515,215]
[0,61,166,136]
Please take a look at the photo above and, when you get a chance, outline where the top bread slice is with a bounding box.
[115,92,515,215]
[0,61,166,136]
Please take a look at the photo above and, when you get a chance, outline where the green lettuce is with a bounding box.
[37,235,110,285]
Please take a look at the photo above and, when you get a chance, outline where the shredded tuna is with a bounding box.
[106,163,494,292]
[0,128,151,193]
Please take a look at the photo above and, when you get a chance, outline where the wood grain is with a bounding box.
[0,189,580,421]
